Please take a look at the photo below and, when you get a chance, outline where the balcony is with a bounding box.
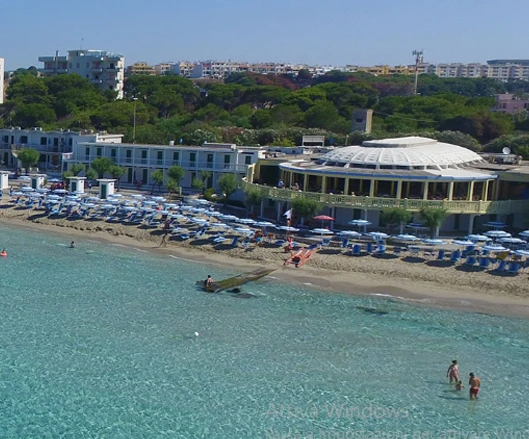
[241,180,529,215]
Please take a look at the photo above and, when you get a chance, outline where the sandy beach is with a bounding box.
[2,203,529,318]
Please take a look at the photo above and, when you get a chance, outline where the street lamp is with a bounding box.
[132,97,138,144]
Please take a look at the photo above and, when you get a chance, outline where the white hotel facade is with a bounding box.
[64,141,265,190]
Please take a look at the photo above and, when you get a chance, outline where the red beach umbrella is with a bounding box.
[313,215,335,227]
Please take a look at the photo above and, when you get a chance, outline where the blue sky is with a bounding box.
[3,0,529,70]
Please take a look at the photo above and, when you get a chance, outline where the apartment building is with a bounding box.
[493,94,529,114]
[38,50,125,98]
[0,57,4,104]
[0,127,122,171]
[64,141,266,190]
[125,62,156,77]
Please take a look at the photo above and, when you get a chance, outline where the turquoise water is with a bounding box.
[0,225,528,438]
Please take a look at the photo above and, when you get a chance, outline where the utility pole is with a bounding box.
[132,97,138,144]
[412,50,423,95]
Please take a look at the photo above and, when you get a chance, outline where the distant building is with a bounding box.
[0,127,122,171]
[38,50,125,98]
[0,57,4,104]
[125,62,156,77]
[493,94,529,114]
[154,63,173,76]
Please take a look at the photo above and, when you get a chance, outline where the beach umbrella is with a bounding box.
[254,221,275,228]
[142,200,157,206]
[498,237,526,244]
[234,227,253,234]
[422,238,446,245]
[48,178,61,183]
[108,193,123,198]
[151,196,166,202]
[52,189,67,194]
[81,203,97,209]
[36,188,50,193]
[452,240,476,246]
[465,234,491,242]
[366,231,389,240]
[20,186,34,192]
[310,228,334,235]
[406,222,427,234]
[18,176,31,181]
[514,249,529,257]
[11,191,25,196]
[337,230,362,238]
[484,230,511,239]
[46,194,61,200]
[482,244,508,252]
[236,218,256,225]
[163,203,179,210]
[483,221,505,229]
[519,230,529,238]
[314,214,334,227]
[218,214,239,222]
[349,219,371,232]
[393,234,420,242]
[208,222,230,229]
[191,218,209,225]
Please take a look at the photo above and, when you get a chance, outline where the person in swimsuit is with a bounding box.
[469,373,481,400]
[455,380,464,391]
[205,275,214,288]
[447,360,459,383]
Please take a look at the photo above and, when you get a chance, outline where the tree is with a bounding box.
[86,168,97,181]
[380,207,413,234]
[109,165,126,190]
[217,173,239,204]
[199,170,212,188]
[244,187,264,214]
[419,208,449,238]
[166,179,181,196]
[167,165,185,186]
[69,163,85,176]
[191,177,205,191]
[151,169,165,194]
[90,157,114,179]
[292,198,322,225]
[16,148,40,174]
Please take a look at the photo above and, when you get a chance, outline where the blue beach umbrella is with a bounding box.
[465,234,491,242]
[452,240,475,246]
[393,234,419,242]
[422,238,446,245]
[310,228,334,235]
[482,244,508,252]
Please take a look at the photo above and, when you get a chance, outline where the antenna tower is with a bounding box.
[412,50,423,95]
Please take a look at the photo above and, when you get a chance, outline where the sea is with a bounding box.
[0,224,528,439]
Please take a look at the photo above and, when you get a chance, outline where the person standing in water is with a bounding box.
[447,360,459,383]
[469,373,481,400]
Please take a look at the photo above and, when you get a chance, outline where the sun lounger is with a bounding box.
[436,249,446,260]
[495,260,507,272]
[449,250,461,264]
[229,236,240,247]
[465,255,477,267]
[366,242,373,254]
[320,238,331,248]
[508,261,521,274]
[478,257,490,269]
[393,246,402,256]
[341,238,349,249]
[350,244,361,256]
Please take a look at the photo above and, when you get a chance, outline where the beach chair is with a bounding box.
[436,249,446,260]
[462,245,476,257]
[229,236,240,247]
[241,238,252,248]
[465,255,477,267]
[393,246,402,257]
[340,238,349,249]
[320,238,331,249]
[351,244,361,256]
[449,250,461,264]
[478,257,491,269]
[495,259,507,272]
[374,245,386,256]
[423,248,435,258]
[409,246,420,257]
[212,235,227,244]
[507,261,521,274]
[366,242,373,254]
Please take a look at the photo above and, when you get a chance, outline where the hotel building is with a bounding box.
[38,50,125,98]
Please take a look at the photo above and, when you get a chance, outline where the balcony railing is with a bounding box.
[241,180,529,215]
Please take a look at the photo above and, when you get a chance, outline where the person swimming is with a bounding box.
[205,275,214,287]
[70,241,75,248]
[469,373,481,400]
[455,380,464,391]
[447,360,459,383]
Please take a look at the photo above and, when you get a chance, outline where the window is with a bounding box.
[40,137,47,146]
[76,63,80,68]
[224,155,231,164]
[86,62,89,68]
[97,148,102,157]
[20,136,28,144]
[207,153,213,168]
[111,149,117,158]
[109,86,113,90]
[69,63,72,68]
[53,138,59,147]
[141,150,147,159]
[157,151,163,160]
[85,147,90,157]
[245,155,252,165]
[142,169,148,183]
[190,152,196,163]
[173,151,179,162]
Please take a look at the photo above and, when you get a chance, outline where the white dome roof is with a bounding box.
[320,136,483,169]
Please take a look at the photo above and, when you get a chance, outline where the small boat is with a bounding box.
[196,267,276,293]
[284,247,315,268]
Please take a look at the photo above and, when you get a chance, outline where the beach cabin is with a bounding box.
[68,176,86,194]
[0,171,9,190]
[31,174,46,190]
[97,179,116,199]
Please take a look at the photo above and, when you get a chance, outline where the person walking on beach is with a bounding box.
[468,373,481,400]
[447,360,459,383]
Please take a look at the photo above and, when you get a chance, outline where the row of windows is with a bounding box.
[85,148,252,164]
[1,135,73,147]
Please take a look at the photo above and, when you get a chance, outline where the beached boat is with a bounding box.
[284,247,315,268]
[196,267,276,293]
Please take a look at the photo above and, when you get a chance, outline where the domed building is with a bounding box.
[243,136,529,234]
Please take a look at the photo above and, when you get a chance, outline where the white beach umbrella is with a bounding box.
[337,230,362,238]
[277,226,299,232]
[151,196,166,202]
[393,234,420,242]
[310,228,334,235]
[498,237,526,244]
[483,221,505,229]
[52,189,67,194]
[452,240,476,246]
[191,218,209,225]
[422,238,446,245]
[21,186,35,192]
[519,230,529,238]
[366,231,389,240]
[465,234,491,242]
[237,218,256,225]
[482,244,508,252]
[514,249,529,257]
[234,227,253,234]
[484,230,511,238]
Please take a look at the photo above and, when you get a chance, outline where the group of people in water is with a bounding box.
[447,360,481,399]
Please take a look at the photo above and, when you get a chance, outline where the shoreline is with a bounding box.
[2,208,529,318]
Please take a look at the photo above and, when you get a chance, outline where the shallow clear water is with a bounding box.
[0,224,528,438]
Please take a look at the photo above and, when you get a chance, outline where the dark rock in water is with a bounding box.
[356,306,389,315]
[228,288,242,293]
[234,293,256,299]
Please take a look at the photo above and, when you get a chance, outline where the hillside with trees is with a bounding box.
[2,69,529,152]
